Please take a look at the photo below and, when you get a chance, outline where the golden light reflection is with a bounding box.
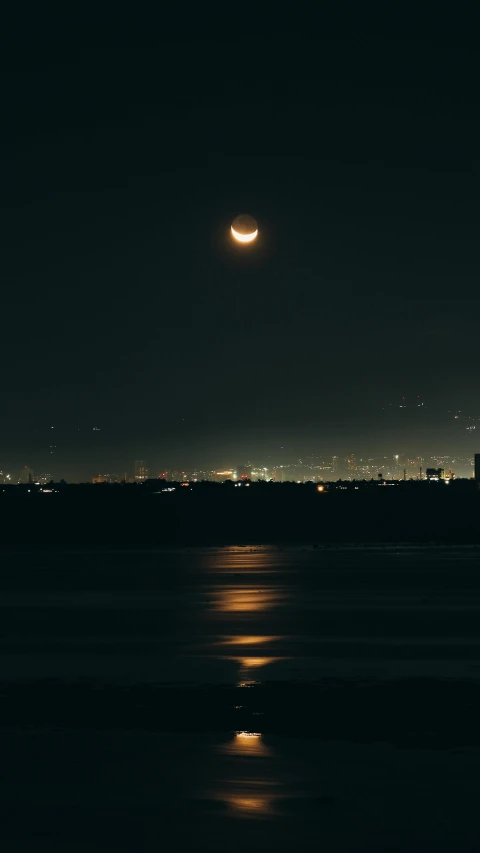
[232,657,287,687]
[235,654,287,687]
[226,793,274,816]
[211,587,285,612]
[239,656,277,668]
[223,635,278,646]
[220,732,272,757]
[235,652,287,668]
[203,549,280,575]
[236,731,262,739]
[219,636,285,675]
[208,730,280,819]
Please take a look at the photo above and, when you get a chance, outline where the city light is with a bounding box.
[1,452,478,487]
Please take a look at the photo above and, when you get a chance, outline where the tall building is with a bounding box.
[475,454,480,482]
[134,460,148,481]
[392,454,403,479]
[18,466,34,484]
[237,463,252,479]
[345,454,357,479]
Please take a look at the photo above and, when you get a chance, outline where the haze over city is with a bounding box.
[2,406,479,482]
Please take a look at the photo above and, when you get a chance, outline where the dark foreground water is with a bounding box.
[1,546,480,851]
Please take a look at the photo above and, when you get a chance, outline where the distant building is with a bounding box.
[392,454,402,479]
[34,471,53,485]
[189,470,212,482]
[134,460,148,481]
[425,467,444,481]
[237,463,252,479]
[18,466,34,484]
[475,454,480,482]
[345,454,357,479]
[161,469,187,481]
[251,467,269,481]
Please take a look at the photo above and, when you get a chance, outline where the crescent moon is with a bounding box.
[231,225,258,243]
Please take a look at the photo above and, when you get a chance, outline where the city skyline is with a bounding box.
[2,450,477,484]
[2,394,480,481]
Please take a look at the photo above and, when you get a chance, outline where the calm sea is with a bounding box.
[1,546,480,851]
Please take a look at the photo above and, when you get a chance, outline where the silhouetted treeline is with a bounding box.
[1,478,480,547]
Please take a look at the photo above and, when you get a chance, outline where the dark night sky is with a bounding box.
[1,8,479,477]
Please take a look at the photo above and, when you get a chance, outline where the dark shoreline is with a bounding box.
[2,485,480,546]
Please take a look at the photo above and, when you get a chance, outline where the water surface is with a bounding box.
[1,546,480,851]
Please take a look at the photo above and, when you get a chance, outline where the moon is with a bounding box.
[231,226,258,243]
[231,214,258,243]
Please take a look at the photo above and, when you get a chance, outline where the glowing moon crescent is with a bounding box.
[231,214,258,244]
[231,225,258,243]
